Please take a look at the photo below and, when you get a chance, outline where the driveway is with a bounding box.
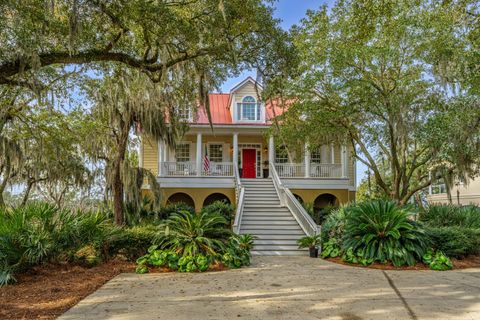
[59,256,480,320]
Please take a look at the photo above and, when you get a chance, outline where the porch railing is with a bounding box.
[160,161,233,177]
[202,162,233,176]
[274,163,305,177]
[310,163,342,178]
[270,163,320,237]
[275,163,343,178]
[161,161,197,176]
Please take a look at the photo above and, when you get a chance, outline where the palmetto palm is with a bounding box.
[161,210,231,257]
[343,200,429,266]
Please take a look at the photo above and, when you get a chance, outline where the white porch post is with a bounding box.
[157,140,163,176]
[196,133,202,176]
[330,143,335,164]
[268,136,274,177]
[233,133,239,167]
[304,142,311,178]
[428,172,432,195]
[341,145,347,178]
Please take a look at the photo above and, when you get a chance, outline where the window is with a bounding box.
[175,105,192,121]
[238,96,261,121]
[208,144,223,162]
[175,143,190,162]
[311,148,322,163]
[275,145,289,163]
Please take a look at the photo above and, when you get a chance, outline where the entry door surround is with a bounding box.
[239,143,262,178]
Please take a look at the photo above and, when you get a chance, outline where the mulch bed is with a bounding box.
[325,255,480,270]
[0,260,135,320]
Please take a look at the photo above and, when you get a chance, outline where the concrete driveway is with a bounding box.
[59,256,480,320]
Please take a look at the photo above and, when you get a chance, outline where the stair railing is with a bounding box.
[270,163,320,236]
[232,162,245,234]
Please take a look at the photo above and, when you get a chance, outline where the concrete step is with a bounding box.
[242,209,291,214]
[253,244,302,251]
[251,250,307,256]
[249,234,305,240]
[241,220,298,226]
[254,239,299,245]
[240,229,305,235]
[241,216,296,221]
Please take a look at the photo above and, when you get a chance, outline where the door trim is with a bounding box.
[238,144,262,178]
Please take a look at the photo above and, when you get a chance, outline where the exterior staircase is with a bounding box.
[238,178,308,255]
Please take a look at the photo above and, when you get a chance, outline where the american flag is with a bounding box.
[203,145,210,173]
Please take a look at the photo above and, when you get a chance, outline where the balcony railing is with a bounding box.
[162,162,197,176]
[275,163,343,178]
[310,163,342,178]
[160,161,233,177]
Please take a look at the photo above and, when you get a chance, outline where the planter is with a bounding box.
[309,247,319,258]
[263,168,269,178]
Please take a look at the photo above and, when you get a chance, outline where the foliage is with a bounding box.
[201,201,235,226]
[343,200,429,267]
[110,224,161,260]
[422,250,453,271]
[297,234,321,249]
[342,248,374,266]
[74,245,102,267]
[221,235,253,269]
[0,203,120,286]
[321,239,341,259]
[159,203,195,220]
[425,227,480,259]
[275,1,480,204]
[161,210,231,257]
[420,205,480,228]
[320,207,347,244]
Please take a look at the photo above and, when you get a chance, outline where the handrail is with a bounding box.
[270,163,320,236]
[232,162,245,234]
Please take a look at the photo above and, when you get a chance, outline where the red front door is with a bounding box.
[242,149,256,178]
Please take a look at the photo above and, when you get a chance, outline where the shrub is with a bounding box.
[158,203,195,220]
[201,201,235,226]
[297,234,321,249]
[110,224,161,260]
[321,238,341,258]
[425,227,480,258]
[343,200,429,266]
[420,204,480,228]
[0,203,119,286]
[161,210,231,256]
[320,207,347,244]
[422,249,453,271]
[342,248,374,266]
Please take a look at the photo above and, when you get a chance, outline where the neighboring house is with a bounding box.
[427,178,480,205]
[140,77,357,255]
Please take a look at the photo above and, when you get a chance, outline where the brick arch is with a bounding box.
[202,193,231,207]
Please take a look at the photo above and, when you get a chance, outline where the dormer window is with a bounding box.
[175,105,192,122]
[238,96,261,121]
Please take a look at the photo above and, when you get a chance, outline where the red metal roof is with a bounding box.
[193,93,287,125]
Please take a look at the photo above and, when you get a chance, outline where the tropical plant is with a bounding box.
[420,204,480,228]
[201,201,235,225]
[425,227,480,258]
[221,236,252,269]
[297,234,321,249]
[159,203,195,220]
[342,248,374,266]
[161,210,231,257]
[422,250,453,271]
[343,200,429,267]
[321,239,341,259]
[320,207,347,244]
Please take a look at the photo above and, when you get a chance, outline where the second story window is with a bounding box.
[175,143,190,162]
[175,105,192,122]
[238,96,261,121]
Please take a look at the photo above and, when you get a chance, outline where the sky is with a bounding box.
[221,0,367,186]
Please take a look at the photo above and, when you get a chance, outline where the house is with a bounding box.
[428,178,480,205]
[140,77,357,255]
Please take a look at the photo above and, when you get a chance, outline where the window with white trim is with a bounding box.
[208,144,223,162]
[238,96,261,121]
[175,143,190,162]
[275,145,289,163]
[175,105,192,121]
[311,148,322,163]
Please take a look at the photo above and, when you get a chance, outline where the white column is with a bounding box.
[268,136,275,164]
[341,145,347,178]
[330,143,335,164]
[157,140,163,176]
[196,133,202,176]
[304,142,311,178]
[233,133,238,167]
[268,136,274,177]
[428,172,432,195]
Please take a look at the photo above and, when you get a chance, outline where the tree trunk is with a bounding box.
[0,159,11,208]
[112,134,128,225]
[21,180,34,206]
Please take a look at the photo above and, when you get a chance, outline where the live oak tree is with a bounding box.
[276,1,480,204]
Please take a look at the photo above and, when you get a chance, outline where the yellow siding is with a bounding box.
[142,137,158,176]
